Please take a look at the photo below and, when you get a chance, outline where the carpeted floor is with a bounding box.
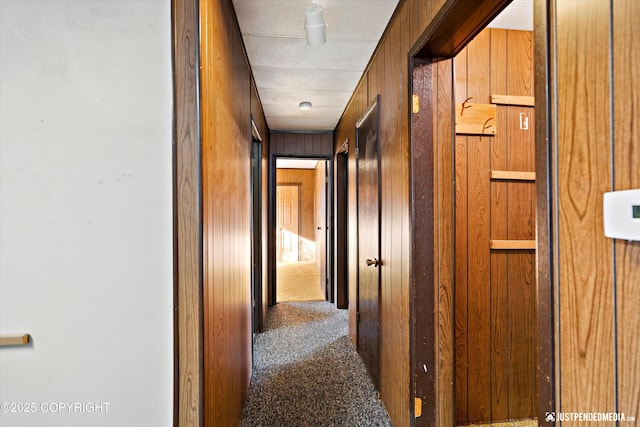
[277,261,325,302]
[240,301,392,426]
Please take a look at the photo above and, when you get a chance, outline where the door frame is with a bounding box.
[335,139,349,309]
[251,118,264,333]
[408,0,555,425]
[268,155,334,306]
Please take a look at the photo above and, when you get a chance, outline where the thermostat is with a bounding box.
[603,189,640,241]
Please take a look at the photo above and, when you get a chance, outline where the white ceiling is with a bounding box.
[233,0,532,133]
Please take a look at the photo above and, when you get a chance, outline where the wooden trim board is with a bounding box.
[490,240,537,250]
[0,334,30,346]
[491,170,536,181]
[491,94,535,106]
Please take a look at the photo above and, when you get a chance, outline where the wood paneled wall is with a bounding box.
[271,131,333,157]
[540,0,640,421]
[453,29,535,424]
[199,0,268,425]
[276,169,316,261]
[334,1,437,425]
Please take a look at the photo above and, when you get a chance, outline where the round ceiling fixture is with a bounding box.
[299,101,312,111]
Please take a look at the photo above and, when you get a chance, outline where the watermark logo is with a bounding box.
[1,401,110,415]
[544,411,635,423]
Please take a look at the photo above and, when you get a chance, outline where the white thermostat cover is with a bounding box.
[603,189,640,241]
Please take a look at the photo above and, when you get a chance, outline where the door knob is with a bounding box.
[366,258,379,267]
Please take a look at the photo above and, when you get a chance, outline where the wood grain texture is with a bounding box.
[411,58,436,425]
[613,0,640,421]
[505,31,535,416]
[337,3,537,426]
[454,102,497,135]
[200,0,255,425]
[454,28,536,424]
[454,41,470,425]
[491,170,536,181]
[172,0,203,425]
[532,0,555,421]
[0,334,30,346]
[411,0,511,58]
[491,94,535,107]
[464,29,493,423]
[334,2,437,425]
[434,58,455,427]
[537,0,640,423]
[490,240,536,250]
[556,0,616,417]
[270,132,333,157]
[489,28,509,422]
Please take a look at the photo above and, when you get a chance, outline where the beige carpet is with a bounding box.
[276,261,325,302]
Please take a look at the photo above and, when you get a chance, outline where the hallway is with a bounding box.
[240,302,391,426]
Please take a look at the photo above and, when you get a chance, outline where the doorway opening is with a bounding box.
[409,0,551,425]
[273,157,333,304]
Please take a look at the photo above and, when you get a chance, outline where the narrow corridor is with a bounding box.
[240,302,391,426]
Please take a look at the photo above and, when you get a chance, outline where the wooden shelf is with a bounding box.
[0,334,30,346]
[491,170,536,181]
[490,240,536,250]
[490,94,535,107]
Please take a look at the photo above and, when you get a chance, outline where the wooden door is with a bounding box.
[277,185,300,263]
[356,98,381,388]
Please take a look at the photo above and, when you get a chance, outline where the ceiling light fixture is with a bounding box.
[299,101,312,111]
[304,4,326,46]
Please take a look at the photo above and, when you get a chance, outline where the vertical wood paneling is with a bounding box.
[336,1,527,425]
[453,44,470,425]
[556,0,616,416]
[270,132,333,157]
[172,0,203,425]
[434,57,455,427]
[464,30,493,423]
[489,28,509,422]
[454,28,536,424]
[505,29,535,421]
[541,0,640,423]
[199,0,255,424]
[337,4,420,424]
[613,0,640,421]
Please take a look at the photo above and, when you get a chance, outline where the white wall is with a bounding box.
[0,1,173,426]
